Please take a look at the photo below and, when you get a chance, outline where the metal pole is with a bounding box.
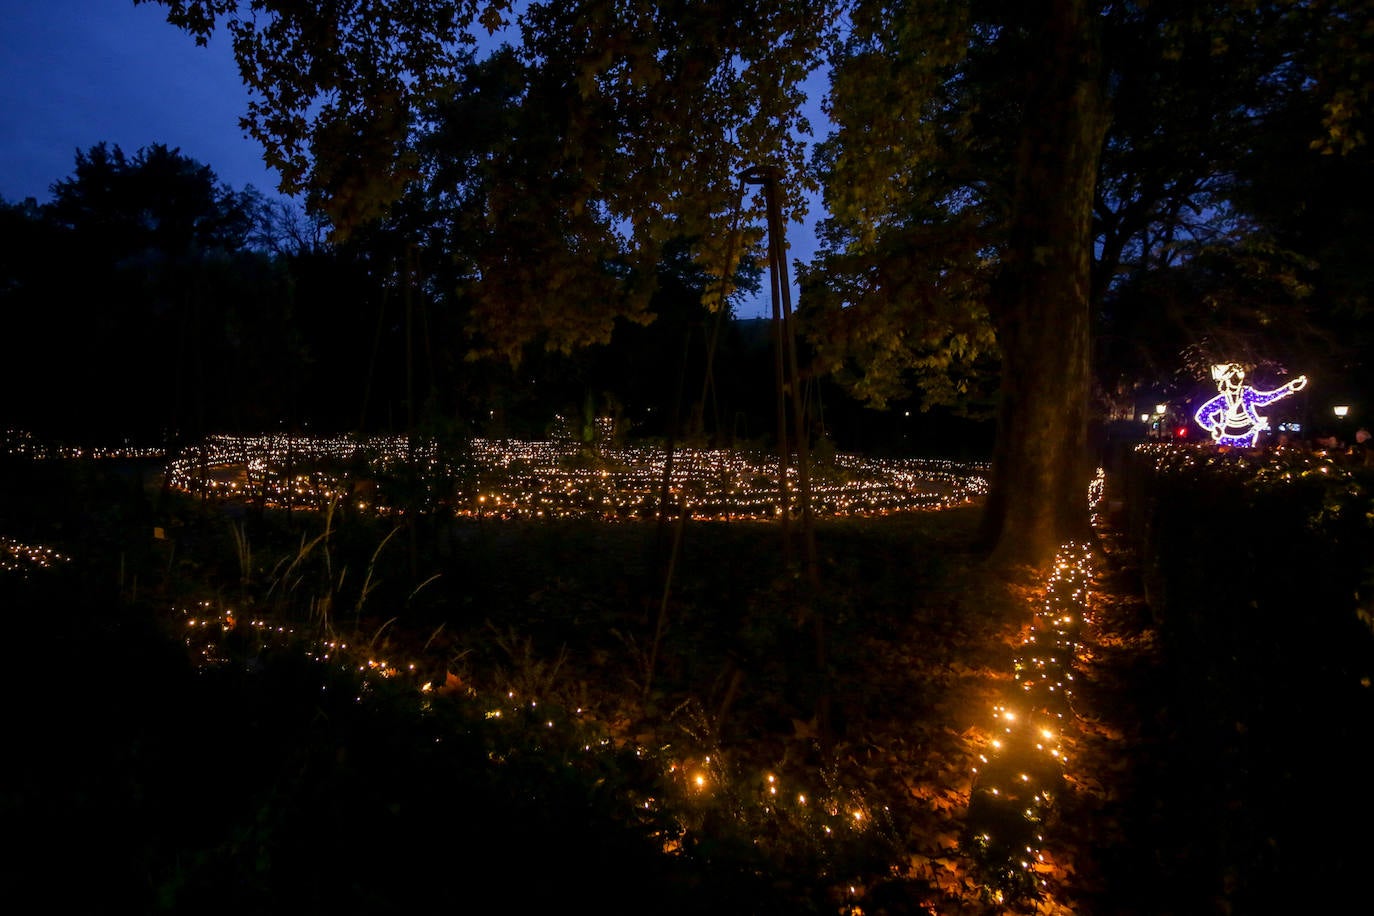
[743,166,792,553]
[743,162,829,749]
[743,164,819,581]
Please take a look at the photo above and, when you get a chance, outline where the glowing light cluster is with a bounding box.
[1087,467,1105,522]
[1,536,71,576]
[164,433,989,521]
[181,600,417,683]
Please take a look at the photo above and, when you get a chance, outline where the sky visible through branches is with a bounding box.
[0,0,831,320]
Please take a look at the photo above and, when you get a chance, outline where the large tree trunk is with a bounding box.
[979,0,1111,568]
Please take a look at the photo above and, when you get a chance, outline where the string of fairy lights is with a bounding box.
[961,468,1106,904]
[1,427,989,522]
[159,433,989,521]
[1,428,164,460]
[177,598,895,908]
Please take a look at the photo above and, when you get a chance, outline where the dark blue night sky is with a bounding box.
[0,0,826,319]
[0,0,280,204]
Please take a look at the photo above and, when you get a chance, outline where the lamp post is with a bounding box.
[1334,405,1351,449]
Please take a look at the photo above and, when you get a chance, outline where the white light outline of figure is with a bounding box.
[1194,363,1308,448]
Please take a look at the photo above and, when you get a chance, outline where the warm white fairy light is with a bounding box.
[2,428,164,461]
[963,469,1106,900]
[161,433,988,521]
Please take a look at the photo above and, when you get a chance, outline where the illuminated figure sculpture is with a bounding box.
[1194,363,1307,448]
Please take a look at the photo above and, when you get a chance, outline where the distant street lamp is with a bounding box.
[1334,405,1350,418]
[1155,403,1167,416]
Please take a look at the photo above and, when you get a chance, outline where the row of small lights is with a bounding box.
[2,426,988,521]
[2,429,165,460]
[1,431,139,577]
[961,469,1105,906]
[178,597,891,904]
[162,433,989,521]
[1132,440,1374,519]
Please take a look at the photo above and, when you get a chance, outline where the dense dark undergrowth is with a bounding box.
[1112,447,1374,914]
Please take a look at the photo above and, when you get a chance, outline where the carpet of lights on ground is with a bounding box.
[161,433,989,521]
[168,472,1115,914]
[0,429,1150,911]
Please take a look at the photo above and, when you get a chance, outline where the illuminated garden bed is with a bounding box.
[3,437,1152,913]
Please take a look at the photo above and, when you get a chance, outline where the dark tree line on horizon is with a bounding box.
[2,142,987,457]
[0,143,729,448]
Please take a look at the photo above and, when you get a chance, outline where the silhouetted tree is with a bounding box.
[0,143,296,440]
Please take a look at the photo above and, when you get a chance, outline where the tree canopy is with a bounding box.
[0,140,782,450]
[1,143,300,439]
[133,0,1372,566]
[136,0,831,345]
[797,0,1370,560]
